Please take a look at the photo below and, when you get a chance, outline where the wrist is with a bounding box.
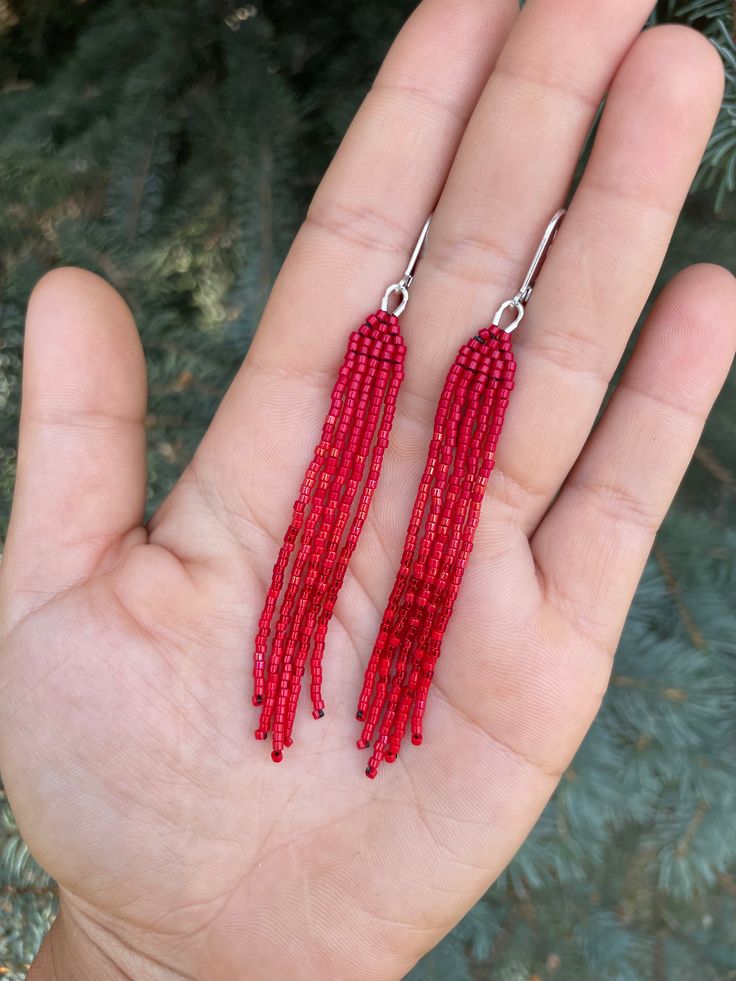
[28,898,188,981]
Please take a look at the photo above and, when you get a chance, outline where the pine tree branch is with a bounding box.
[611,675,689,700]
[651,864,666,981]
[0,884,57,897]
[127,123,161,243]
[29,0,50,60]
[258,140,274,309]
[676,800,710,858]
[694,444,736,495]
[653,544,707,651]
[481,902,517,972]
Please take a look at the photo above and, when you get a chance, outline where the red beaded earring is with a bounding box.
[254,217,432,762]
[356,210,566,778]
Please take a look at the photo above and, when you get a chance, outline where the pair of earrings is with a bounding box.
[252,209,565,777]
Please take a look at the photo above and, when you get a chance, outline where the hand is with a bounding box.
[2,1,734,978]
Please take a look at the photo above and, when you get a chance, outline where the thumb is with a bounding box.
[1,268,147,629]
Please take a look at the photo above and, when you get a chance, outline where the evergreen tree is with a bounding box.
[0,1,734,977]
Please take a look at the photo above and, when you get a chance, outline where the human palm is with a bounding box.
[2,1,735,979]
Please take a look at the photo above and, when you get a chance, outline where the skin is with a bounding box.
[1,0,734,978]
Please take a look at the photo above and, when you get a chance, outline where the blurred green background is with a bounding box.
[1,1,735,978]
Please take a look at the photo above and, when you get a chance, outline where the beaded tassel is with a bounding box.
[356,325,516,777]
[254,310,406,760]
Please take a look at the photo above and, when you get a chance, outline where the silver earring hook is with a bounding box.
[492,208,566,333]
[381,215,432,318]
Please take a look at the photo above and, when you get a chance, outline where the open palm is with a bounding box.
[2,1,735,978]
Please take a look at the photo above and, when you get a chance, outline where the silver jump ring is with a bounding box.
[381,283,410,318]
[492,298,525,334]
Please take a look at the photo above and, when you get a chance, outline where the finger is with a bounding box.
[533,263,736,648]
[0,269,147,627]
[406,0,658,376]
[152,0,518,552]
[489,25,726,534]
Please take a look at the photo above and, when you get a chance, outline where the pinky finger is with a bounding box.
[532,263,736,648]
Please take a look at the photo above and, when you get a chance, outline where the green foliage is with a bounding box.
[0,790,56,980]
[665,0,736,209]
[1,1,735,978]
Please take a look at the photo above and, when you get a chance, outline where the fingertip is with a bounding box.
[630,263,736,411]
[24,267,146,419]
[387,0,518,80]
[670,261,736,303]
[657,263,736,356]
[626,24,725,117]
[28,266,136,332]
[648,24,725,97]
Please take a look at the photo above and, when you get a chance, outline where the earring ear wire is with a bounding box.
[381,215,432,317]
[492,208,566,333]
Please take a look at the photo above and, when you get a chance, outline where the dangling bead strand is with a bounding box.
[267,333,386,758]
[383,358,495,761]
[278,341,399,748]
[305,345,404,724]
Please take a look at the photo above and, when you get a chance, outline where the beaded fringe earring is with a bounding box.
[356,210,566,778]
[254,217,431,762]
